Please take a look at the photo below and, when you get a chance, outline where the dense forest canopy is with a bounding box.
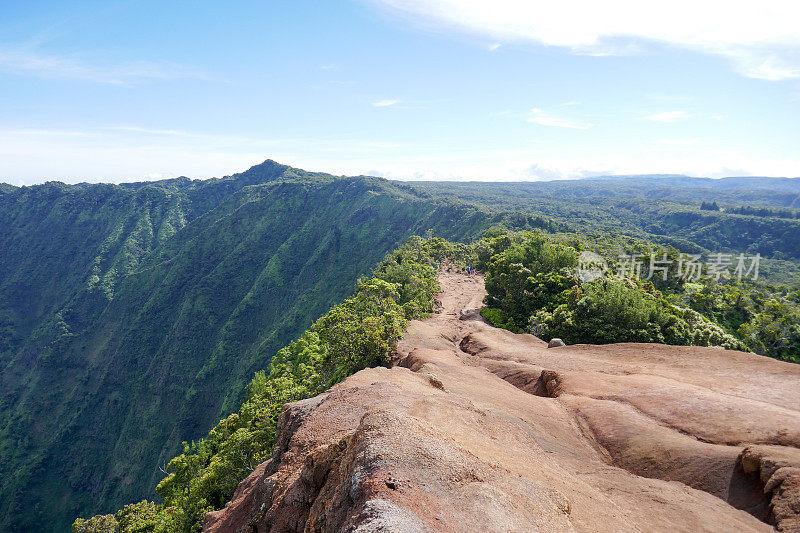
[409,178,800,285]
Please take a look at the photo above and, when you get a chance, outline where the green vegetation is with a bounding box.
[74,236,469,533]
[479,229,798,362]
[4,163,800,531]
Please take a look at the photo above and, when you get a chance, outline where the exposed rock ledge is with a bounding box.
[204,272,800,532]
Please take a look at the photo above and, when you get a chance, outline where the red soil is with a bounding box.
[204,271,800,532]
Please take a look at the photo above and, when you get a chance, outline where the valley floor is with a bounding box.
[204,271,800,532]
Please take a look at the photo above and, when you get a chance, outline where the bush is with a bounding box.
[484,231,578,329]
[531,280,678,344]
[72,501,168,533]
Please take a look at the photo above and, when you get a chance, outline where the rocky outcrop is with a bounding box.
[204,272,800,533]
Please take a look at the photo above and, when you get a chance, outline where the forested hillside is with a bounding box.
[476,229,799,362]
[0,162,553,532]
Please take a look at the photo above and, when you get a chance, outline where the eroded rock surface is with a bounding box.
[204,272,800,533]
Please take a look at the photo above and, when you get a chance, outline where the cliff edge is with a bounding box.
[204,271,800,532]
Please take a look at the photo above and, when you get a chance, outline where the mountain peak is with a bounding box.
[229,159,293,185]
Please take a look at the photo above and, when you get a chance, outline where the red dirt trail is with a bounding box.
[204,271,800,532]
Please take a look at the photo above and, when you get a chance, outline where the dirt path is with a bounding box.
[205,271,800,533]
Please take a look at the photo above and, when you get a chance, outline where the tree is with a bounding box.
[738,299,800,362]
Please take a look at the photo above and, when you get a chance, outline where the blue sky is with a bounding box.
[1,0,799,184]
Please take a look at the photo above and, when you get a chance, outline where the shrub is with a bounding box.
[484,231,578,329]
[531,280,678,344]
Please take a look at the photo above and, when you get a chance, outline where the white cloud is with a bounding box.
[644,111,690,122]
[0,127,412,184]
[0,128,89,137]
[0,46,202,84]
[366,0,800,80]
[371,99,401,107]
[651,138,696,146]
[524,163,563,180]
[488,42,502,51]
[527,108,591,129]
[105,126,187,136]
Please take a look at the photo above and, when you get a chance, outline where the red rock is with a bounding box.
[204,272,800,533]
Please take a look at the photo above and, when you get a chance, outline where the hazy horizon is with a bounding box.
[3,158,799,188]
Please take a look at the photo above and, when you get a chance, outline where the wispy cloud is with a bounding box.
[646,94,694,103]
[487,43,501,52]
[0,128,89,137]
[0,45,204,84]
[371,99,401,107]
[527,108,591,129]
[651,138,696,146]
[723,46,800,81]
[644,111,690,122]
[0,126,419,184]
[368,0,800,80]
[105,126,187,136]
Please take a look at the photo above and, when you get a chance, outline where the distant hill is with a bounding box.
[583,174,800,193]
[407,176,800,207]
